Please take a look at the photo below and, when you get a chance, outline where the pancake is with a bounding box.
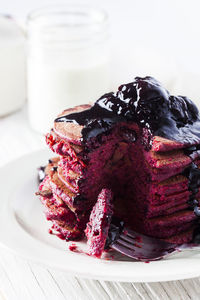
[37,162,88,240]
[85,188,113,258]
[38,76,200,254]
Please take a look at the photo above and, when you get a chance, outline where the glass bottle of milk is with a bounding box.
[27,5,110,133]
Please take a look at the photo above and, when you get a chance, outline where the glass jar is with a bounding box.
[27,5,110,133]
[0,15,26,117]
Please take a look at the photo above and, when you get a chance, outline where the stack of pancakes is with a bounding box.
[36,104,199,245]
[37,135,89,240]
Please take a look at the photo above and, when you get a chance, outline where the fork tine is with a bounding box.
[119,233,140,244]
[112,241,165,261]
[112,241,136,257]
[116,236,141,250]
[109,226,178,261]
[122,227,175,249]
[120,231,164,251]
[106,220,178,261]
[124,227,156,242]
[117,236,171,255]
[124,228,141,239]
[112,239,175,261]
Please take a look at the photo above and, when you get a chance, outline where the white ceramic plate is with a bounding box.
[1,149,200,282]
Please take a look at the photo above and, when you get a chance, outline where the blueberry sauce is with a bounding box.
[55,92,125,141]
[55,76,200,243]
[38,166,45,183]
[51,166,58,172]
[119,126,137,143]
[55,76,200,146]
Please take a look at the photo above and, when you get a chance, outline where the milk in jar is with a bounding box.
[27,5,110,133]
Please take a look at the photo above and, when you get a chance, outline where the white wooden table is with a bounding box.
[0,108,200,300]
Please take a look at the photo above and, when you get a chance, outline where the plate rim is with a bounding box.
[0,149,200,282]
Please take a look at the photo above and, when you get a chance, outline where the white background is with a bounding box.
[1,2,200,299]
[2,0,200,102]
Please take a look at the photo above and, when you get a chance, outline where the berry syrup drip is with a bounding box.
[183,146,200,218]
[55,92,126,141]
[38,166,45,183]
[55,76,200,146]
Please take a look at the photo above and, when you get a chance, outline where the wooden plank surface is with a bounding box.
[1,247,200,300]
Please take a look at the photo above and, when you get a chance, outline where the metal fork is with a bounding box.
[106,219,200,261]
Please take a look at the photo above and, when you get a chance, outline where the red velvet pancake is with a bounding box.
[85,188,113,258]
[38,76,200,257]
[37,159,88,240]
